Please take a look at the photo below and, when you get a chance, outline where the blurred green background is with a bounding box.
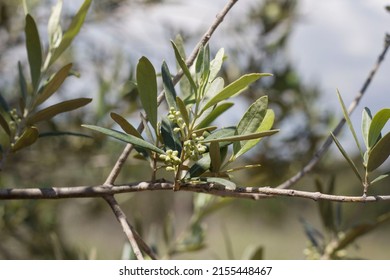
[0,0,390,259]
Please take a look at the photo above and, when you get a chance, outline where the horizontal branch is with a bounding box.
[1,180,389,202]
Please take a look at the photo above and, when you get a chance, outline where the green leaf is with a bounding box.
[160,117,182,154]
[173,34,191,99]
[49,0,92,66]
[336,89,363,157]
[204,77,224,100]
[368,108,390,148]
[162,61,177,110]
[204,177,236,190]
[202,130,279,143]
[203,126,236,147]
[12,126,39,152]
[362,107,372,150]
[209,141,221,173]
[136,56,158,131]
[192,126,217,136]
[233,109,275,160]
[27,98,92,124]
[195,45,205,77]
[202,73,272,112]
[330,132,362,182]
[25,14,42,90]
[176,96,189,127]
[0,113,10,136]
[38,131,92,138]
[233,96,268,157]
[0,93,9,112]
[82,125,164,154]
[186,154,211,178]
[48,0,63,49]
[196,102,233,129]
[371,171,390,185]
[171,40,197,92]
[110,112,142,138]
[35,63,73,107]
[367,131,390,172]
[18,61,28,100]
[209,48,225,82]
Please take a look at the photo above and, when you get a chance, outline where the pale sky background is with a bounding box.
[74,0,390,146]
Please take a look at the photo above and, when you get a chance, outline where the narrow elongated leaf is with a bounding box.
[49,0,92,66]
[195,45,204,77]
[136,56,157,131]
[202,73,272,112]
[192,126,217,136]
[185,154,211,178]
[196,102,233,129]
[110,112,142,138]
[25,14,42,90]
[233,109,275,159]
[330,132,362,182]
[18,61,28,100]
[176,96,189,127]
[202,130,279,143]
[209,48,225,82]
[160,117,182,154]
[367,132,390,172]
[371,171,390,185]
[39,131,92,138]
[203,126,236,147]
[233,96,268,153]
[48,0,63,48]
[209,141,221,172]
[0,93,9,112]
[35,63,73,107]
[111,112,149,158]
[171,41,197,91]
[27,98,92,124]
[0,113,10,136]
[82,125,164,154]
[162,61,177,110]
[174,35,191,99]
[12,126,39,152]
[204,77,224,100]
[205,177,236,189]
[336,90,363,157]
[368,108,390,148]
[362,107,372,149]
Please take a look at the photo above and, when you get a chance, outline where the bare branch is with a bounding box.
[276,34,390,190]
[104,0,239,185]
[1,180,390,202]
[103,195,144,260]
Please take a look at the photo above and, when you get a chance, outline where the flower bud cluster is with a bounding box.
[159,149,181,171]
[183,133,207,161]
[168,107,186,134]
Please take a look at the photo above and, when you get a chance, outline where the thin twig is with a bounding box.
[276,34,390,190]
[1,180,390,202]
[104,0,239,185]
[103,195,144,260]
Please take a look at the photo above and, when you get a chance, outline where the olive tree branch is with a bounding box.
[100,0,239,260]
[104,0,239,186]
[276,33,390,190]
[1,181,390,202]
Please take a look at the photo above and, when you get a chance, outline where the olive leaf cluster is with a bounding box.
[0,0,92,166]
[84,43,279,188]
[331,90,390,196]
